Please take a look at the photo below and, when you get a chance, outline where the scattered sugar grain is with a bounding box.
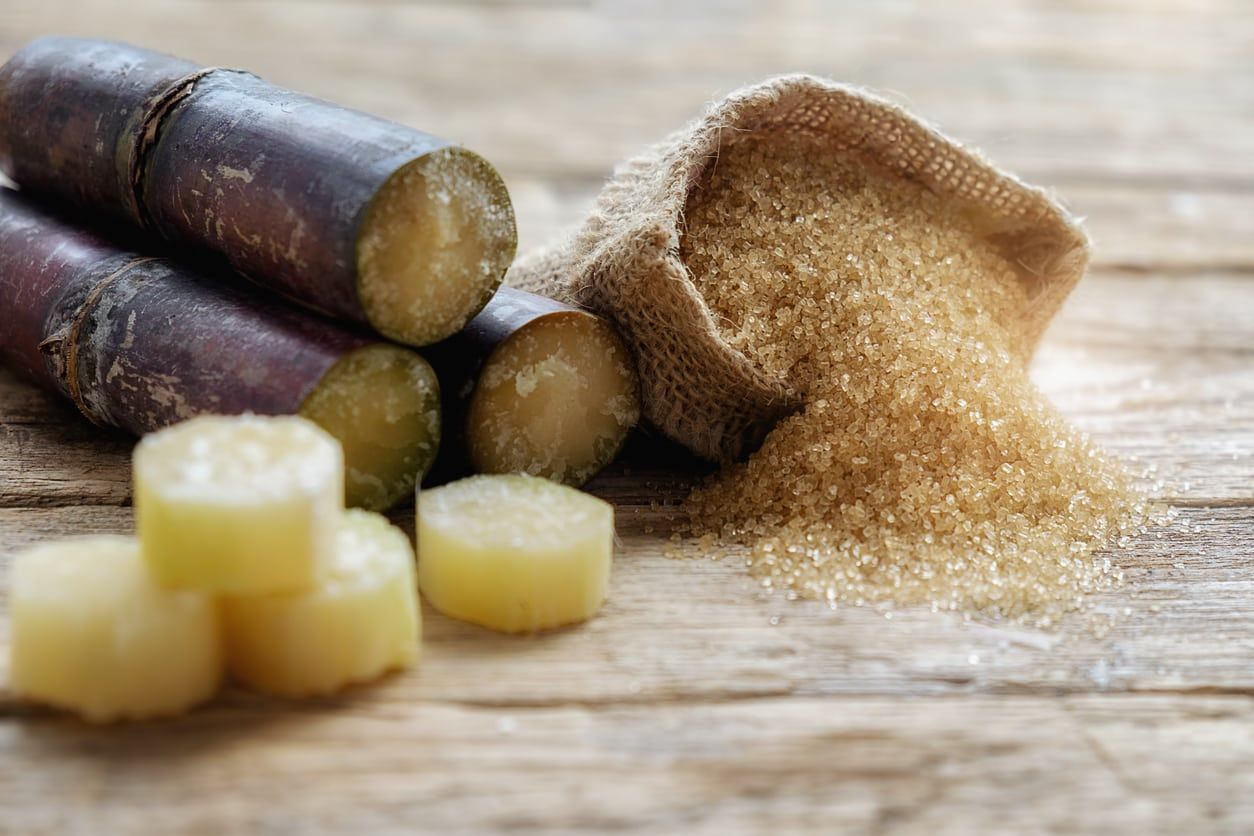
[678,135,1159,625]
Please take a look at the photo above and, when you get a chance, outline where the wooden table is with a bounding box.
[2,2,1251,832]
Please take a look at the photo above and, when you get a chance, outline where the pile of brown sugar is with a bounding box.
[680,135,1154,624]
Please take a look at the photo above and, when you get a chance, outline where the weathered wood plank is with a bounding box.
[0,1,1250,183]
[0,398,133,508]
[1,694,1250,834]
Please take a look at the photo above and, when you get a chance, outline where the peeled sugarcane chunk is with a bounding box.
[9,536,221,722]
[300,344,442,511]
[417,474,614,633]
[221,509,420,697]
[468,311,640,486]
[135,415,343,594]
[357,148,516,346]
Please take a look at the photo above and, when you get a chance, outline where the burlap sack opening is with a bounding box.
[510,74,1090,462]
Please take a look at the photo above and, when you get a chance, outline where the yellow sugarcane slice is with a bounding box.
[9,536,221,723]
[221,509,420,697]
[134,415,343,594]
[417,474,614,633]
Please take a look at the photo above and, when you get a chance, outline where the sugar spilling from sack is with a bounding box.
[680,135,1163,625]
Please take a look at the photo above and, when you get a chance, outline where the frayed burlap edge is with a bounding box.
[510,74,1091,462]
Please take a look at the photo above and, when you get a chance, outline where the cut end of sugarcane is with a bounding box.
[357,147,517,347]
[300,343,441,511]
[9,536,221,723]
[467,311,641,486]
[417,474,614,634]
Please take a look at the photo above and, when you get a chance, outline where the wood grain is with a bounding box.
[2,0,1252,186]
[0,1,1251,832]
[2,695,1251,834]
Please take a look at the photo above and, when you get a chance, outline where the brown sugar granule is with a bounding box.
[680,135,1154,625]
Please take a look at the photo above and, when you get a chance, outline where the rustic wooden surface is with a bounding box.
[2,1,1252,833]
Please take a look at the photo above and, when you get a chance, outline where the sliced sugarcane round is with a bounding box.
[417,474,614,633]
[356,147,517,346]
[466,304,640,486]
[299,344,441,511]
[221,509,420,697]
[9,536,221,722]
[134,415,343,594]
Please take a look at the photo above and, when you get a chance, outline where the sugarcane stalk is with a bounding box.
[0,189,439,510]
[0,37,516,347]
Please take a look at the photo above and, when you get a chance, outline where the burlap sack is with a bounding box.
[510,74,1090,462]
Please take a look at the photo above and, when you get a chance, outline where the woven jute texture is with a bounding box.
[510,74,1090,462]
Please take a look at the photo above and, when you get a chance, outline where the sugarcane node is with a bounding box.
[61,257,160,427]
[126,66,236,234]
